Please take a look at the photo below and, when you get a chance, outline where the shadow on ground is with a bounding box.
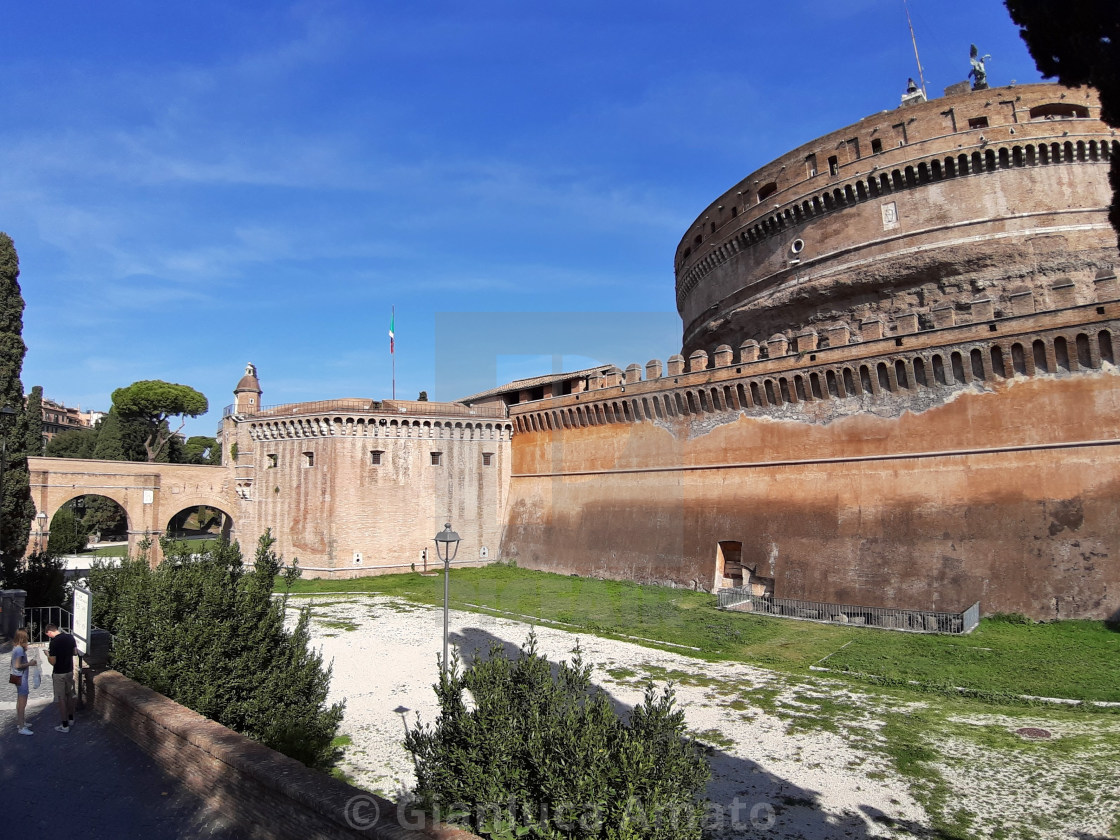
[449,626,942,840]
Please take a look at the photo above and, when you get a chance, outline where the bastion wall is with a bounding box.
[499,294,1120,620]
[222,400,513,576]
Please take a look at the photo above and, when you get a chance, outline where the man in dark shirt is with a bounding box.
[46,624,77,733]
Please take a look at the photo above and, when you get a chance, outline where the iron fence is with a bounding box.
[23,606,72,644]
[717,589,980,634]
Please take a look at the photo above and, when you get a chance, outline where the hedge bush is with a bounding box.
[404,633,710,839]
[89,530,343,769]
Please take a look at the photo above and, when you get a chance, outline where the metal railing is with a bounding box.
[717,589,981,634]
[23,606,73,644]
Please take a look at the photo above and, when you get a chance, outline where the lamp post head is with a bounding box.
[434,523,461,563]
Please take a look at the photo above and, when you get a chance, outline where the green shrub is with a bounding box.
[88,530,344,769]
[404,633,710,839]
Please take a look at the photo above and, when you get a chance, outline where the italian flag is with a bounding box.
[389,310,395,354]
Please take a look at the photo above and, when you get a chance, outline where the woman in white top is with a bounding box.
[9,629,35,735]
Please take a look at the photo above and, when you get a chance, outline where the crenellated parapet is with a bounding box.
[509,292,1120,434]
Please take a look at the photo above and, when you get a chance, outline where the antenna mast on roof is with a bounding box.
[903,0,928,98]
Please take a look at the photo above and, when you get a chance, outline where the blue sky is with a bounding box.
[2,0,1048,437]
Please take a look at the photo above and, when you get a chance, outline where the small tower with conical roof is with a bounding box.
[234,363,262,415]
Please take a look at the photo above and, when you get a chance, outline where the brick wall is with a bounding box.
[91,670,478,840]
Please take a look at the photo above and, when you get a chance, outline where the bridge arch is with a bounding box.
[29,457,234,565]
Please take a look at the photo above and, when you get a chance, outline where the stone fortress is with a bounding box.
[27,79,1120,622]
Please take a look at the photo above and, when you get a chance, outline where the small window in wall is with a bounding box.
[267,453,278,468]
[892,122,908,145]
[828,155,839,176]
[1029,103,1089,120]
[805,153,818,177]
[430,452,442,466]
[871,137,883,154]
[847,137,860,159]
[302,451,314,467]
[968,116,989,130]
[482,452,493,466]
[370,450,383,465]
[757,182,777,203]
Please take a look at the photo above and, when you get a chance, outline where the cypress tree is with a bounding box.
[91,409,126,460]
[0,233,32,566]
[24,385,43,456]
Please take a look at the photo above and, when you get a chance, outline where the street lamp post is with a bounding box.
[433,523,461,676]
[36,511,47,552]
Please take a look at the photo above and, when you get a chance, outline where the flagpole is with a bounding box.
[391,306,396,400]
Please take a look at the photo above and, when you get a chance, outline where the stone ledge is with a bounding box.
[92,670,477,840]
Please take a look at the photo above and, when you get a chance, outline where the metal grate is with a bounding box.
[717,589,980,634]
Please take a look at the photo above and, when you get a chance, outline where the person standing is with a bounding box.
[45,623,76,733]
[9,629,35,735]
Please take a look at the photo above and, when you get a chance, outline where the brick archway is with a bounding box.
[28,457,234,564]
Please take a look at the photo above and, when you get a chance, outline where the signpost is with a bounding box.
[72,585,92,656]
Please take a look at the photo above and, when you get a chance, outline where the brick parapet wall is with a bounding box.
[91,670,478,840]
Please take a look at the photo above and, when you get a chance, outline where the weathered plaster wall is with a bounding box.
[226,409,512,576]
[501,373,1120,620]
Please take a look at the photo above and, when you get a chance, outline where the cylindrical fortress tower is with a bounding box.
[676,82,1119,355]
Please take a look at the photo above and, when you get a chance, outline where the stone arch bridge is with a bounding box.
[28,457,235,564]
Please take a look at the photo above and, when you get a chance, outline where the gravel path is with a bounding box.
[294,594,929,839]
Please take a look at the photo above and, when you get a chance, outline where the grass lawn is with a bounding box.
[88,544,129,557]
[281,564,1120,703]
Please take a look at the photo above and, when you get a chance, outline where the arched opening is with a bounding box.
[990,346,1006,378]
[1055,336,1071,371]
[1100,331,1115,365]
[860,365,873,394]
[970,348,985,380]
[1012,343,1027,375]
[933,354,947,385]
[1033,340,1049,373]
[826,369,840,397]
[46,494,130,561]
[913,357,927,387]
[843,368,857,396]
[165,505,234,546]
[1076,333,1093,368]
[894,359,909,389]
[951,352,966,383]
[877,362,891,392]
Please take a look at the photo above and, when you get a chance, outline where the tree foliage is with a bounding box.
[0,550,65,608]
[1004,0,1120,238]
[110,380,208,462]
[24,385,43,455]
[0,233,33,560]
[405,634,711,839]
[183,435,220,465]
[45,427,98,458]
[88,531,344,770]
[47,504,89,555]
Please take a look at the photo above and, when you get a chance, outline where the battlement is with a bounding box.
[509,297,1119,434]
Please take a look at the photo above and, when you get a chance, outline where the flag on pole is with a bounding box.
[389,310,395,354]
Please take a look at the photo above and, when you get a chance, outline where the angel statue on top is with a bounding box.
[969,44,991,90]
